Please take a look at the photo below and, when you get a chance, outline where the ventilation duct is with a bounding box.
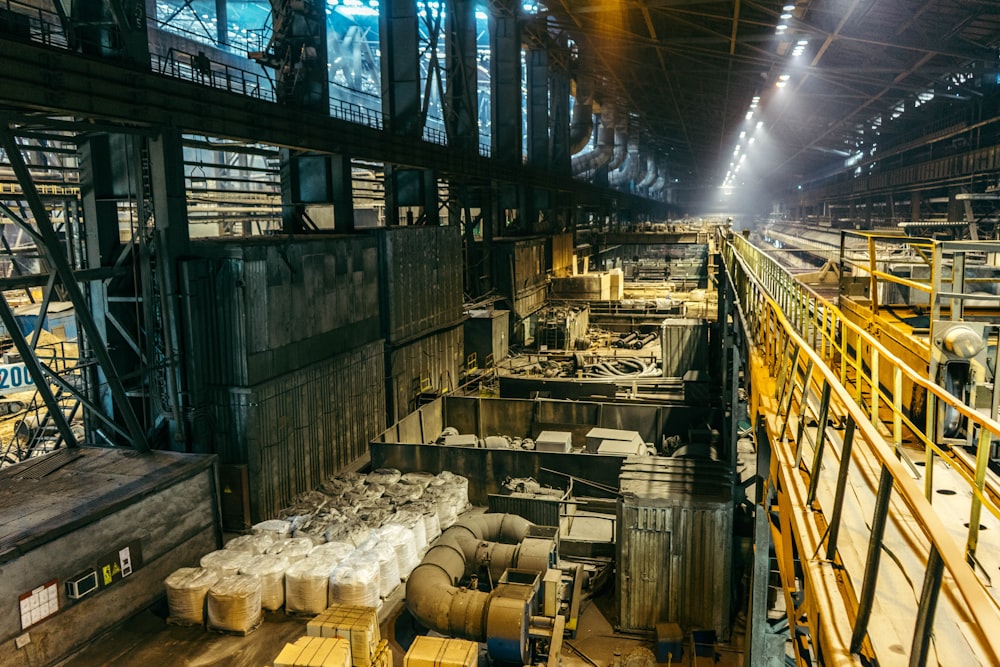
[569,76,595,155]
[637,156,658,189]
[607,122,629,172]
[405,514,554,643]
[649,173,667,198]
[572,104,616,175]
[609,134,641,188]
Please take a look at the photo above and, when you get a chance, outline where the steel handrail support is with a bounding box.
[730,232,1000,531]
[723,234,1000,665]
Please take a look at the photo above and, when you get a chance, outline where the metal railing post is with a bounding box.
[850,465,894,654]
[908,547,945,667]
[826,418,857,561]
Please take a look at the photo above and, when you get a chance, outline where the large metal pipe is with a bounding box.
[609,133,640,188]
[607,123,629,172]
[405,514,538,641]
[571,104,615,175]
[649,174,667,198]
[637,156,657,189]
[569,76,594,155]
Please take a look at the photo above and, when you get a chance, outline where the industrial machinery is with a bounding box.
[405,513,583,666]
[838,231,1000,463]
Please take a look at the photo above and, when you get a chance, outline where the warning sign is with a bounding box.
[96,541,143,589]
[19,580,59,629]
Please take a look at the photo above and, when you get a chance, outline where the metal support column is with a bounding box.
[380,0,423,138]
[489,0,522,164]
[79,133,130,420]
[526,46,549,171]
[745,495,773,667]
[445,0,479,153]
[549,36,571,176]
[147,128,191,447]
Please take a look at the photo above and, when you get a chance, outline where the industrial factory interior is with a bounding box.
[2,0,1000,666]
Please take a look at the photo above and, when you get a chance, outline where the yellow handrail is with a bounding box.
[723,230,1000,665]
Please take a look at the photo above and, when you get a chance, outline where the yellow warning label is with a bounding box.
[112,562,121,577]
[223,485,232,494]
[102,565,113,586]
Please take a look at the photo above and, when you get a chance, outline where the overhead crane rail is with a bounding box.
[723,232,1000,666]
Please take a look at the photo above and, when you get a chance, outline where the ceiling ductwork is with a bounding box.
[637,156,658,190]
[606,120,629,172]
[609,133,640,189]
[571,103,615,175]
[569,76,595,155]
[648,174,667,199]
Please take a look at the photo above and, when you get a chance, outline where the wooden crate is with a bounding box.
[404,636,478,667]
[274,636,351,667]
[306,604,380,667]
[371,639,392,667]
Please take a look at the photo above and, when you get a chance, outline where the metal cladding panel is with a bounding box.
[181,236,380,388]
[378,226,463,344]
[206,340,386,522]
[551,232,574,277]
[617,495,732,638]
[387,325,463,423]
[493,238,548,318]
[660,318,710,378]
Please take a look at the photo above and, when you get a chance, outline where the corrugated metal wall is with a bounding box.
[617,496,732,637]
[493,238,549,319]
[660,318,710,378]
[386,325,463,424]
[551,232,574,277]
[180,236,380,389]
[203,341,386,521]
[378,226,463,344]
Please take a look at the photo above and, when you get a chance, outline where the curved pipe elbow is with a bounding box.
[607,127,628,171]
[569,104,594,155]
[637,157,658,188]
[405,514,536,639]
[406,562,491,640]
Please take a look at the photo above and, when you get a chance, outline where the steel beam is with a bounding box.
[0,121,149,450]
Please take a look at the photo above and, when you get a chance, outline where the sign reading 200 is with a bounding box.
[0,364,34,391]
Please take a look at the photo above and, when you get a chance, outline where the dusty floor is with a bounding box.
[56,576,745,667]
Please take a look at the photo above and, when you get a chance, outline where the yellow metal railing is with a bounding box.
[723,231,1000,666]
[839,231,1000,342]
